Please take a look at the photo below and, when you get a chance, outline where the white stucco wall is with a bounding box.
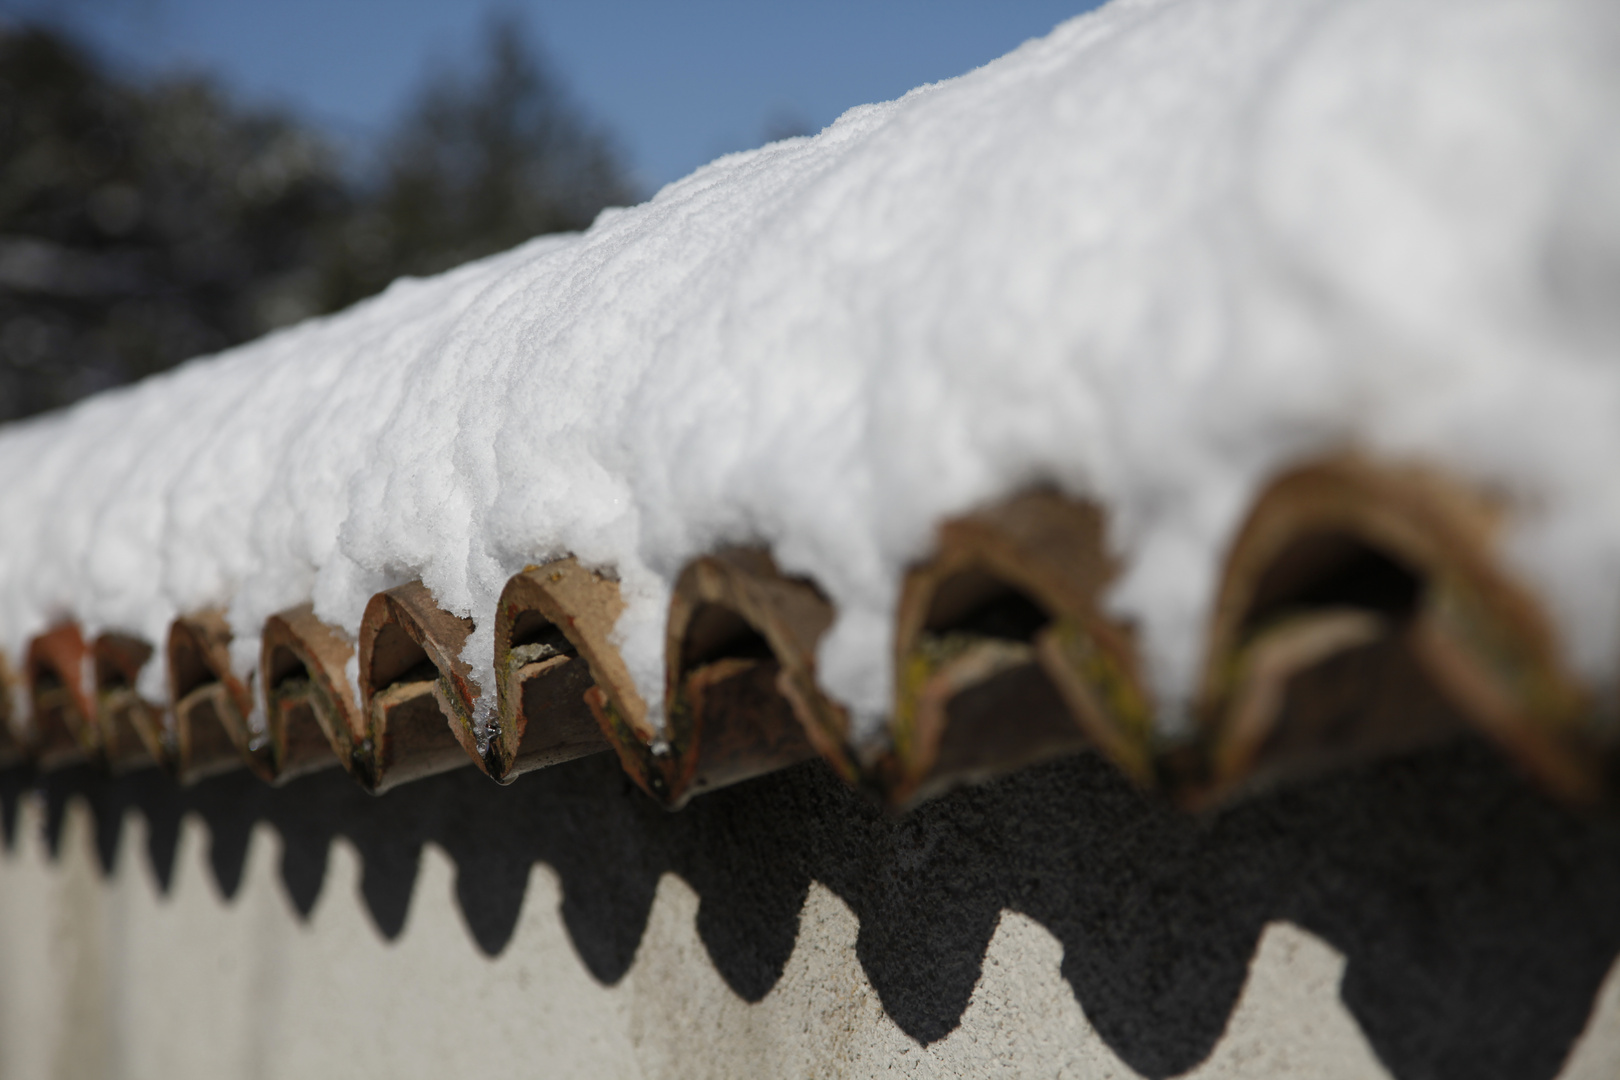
[1,794,1617,1080]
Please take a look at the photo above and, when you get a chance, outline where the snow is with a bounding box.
[1,0,1618,742]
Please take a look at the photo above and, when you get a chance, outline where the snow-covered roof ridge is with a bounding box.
[8,450,1616,808]
[1,0,1617,785]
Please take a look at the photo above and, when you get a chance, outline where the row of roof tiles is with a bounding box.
[3,455,1614,810]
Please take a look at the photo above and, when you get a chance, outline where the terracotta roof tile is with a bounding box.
[2,454,1617,812]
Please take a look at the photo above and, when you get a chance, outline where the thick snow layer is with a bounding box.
[1,0,1618,740]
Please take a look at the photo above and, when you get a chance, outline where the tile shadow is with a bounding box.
[4,734,1617,1080]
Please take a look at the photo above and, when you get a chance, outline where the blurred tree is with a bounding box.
[0,25,351,420]
[317,16,636,309]
[0,17,637,423]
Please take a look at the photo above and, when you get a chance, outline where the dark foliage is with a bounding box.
[320,16,636,309]
[0,19,635,422]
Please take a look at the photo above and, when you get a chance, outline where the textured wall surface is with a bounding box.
[0,744,1618,1079]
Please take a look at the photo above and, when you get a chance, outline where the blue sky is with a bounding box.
[7,0,1106,192]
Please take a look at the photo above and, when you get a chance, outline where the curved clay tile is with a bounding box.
[886,491,1152,807]
[1194,455,1596,805]
[259,605,351,785]
[0,653,23,768]
[491,560,656,796]
[91,633,162,773]
[673,550,854,779]
[627,549,839,807]
[507,555,824,808]
[482,562,612,783]
[26,623,99,770]
[166,611,271,784]
[354,582,475,793]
